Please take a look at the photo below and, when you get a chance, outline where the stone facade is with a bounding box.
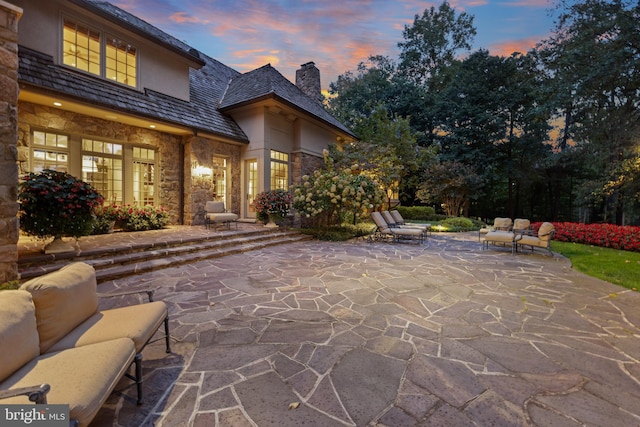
[17,102,243,228]
[184,136,242,225]
[291,151,324,184]
[0,1,21,283]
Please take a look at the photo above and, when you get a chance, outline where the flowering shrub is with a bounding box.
[252,189,293,222]
[19,169,103,238]
[95,204,169,232]
[532,222,640,252]
[292,162,384,227]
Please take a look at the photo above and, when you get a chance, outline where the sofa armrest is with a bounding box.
[0,384,50,404]
[97,288,155,302]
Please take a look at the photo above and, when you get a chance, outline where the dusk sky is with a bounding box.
[111,0,568,92]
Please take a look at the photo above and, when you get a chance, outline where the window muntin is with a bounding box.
[106,36,137,87]
[270,150,289,191]
[62,18,137,88]
[133,147,155,205]
[31,131,69,173]
[63,18,100,76]
[82,139,123,204]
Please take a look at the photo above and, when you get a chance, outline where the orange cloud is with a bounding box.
[490,37,541,56]
[169,11,208,24]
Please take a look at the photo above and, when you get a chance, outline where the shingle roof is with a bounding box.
[18,47,249,142]
[220,64,356,137]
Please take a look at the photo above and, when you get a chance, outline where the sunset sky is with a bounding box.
[111,0,568,91]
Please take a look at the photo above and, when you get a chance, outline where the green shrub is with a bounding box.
[299,222,375,241]
[396,206,436,221]
[0,281,20,291]
[433,217,475,232]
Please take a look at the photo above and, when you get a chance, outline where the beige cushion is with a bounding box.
[513,218,530,230]
[206,212,238,222]
[21,262,99,353]
[0,338,135,427]
[205,201,225,213]
[0,291,40,383]
[48,301,167,353]
[485,231,515,243]
[537,222,555,240]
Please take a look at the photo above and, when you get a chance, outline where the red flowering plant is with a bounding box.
[532,222,640,252]
[18,169,103,239]
[252,189,293,223]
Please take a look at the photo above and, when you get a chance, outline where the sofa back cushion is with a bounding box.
[513,218,531,230]
[0,290,40,382]
[20,262,99,353]
[494,217,512,230]
[205,201,225,213]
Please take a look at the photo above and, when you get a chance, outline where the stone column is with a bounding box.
[0,1,22,283]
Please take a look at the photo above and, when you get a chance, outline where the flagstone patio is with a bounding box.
[70,231,640,426]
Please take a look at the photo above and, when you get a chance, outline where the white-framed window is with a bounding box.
[62,17,138,88]
[31,131,69,173]
[82,139,123,204]
[270,150,289,191]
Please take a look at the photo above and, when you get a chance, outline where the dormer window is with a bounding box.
[62,17,138,88]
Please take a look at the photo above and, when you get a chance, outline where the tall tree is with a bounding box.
[538,0,640,224]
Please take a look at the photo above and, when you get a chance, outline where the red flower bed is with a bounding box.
[532,222,640,252]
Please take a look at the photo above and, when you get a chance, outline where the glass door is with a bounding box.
[245,159,258,219]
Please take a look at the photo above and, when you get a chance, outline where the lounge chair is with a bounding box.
[382,211,430,239]
[389,210,432,236]
[371,212,424,244]
[514,222,555,255]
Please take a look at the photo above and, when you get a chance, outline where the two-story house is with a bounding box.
[12,0,356,225]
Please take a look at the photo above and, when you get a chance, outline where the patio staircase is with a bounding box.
[18,227,312,283]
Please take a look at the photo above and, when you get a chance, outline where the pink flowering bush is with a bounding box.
[252,189,293,222]
[532,222,640,252]
[95,204,169,232]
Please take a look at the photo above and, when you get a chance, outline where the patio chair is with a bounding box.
[371,212,424,244]
[389,210,432,236]
[513,218,532,234]
[514,222,555,255]
[478,217,513,241]
[203,201,238,230]
[382,211,430,239]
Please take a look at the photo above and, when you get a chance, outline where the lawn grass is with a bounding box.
[551,241,640,292]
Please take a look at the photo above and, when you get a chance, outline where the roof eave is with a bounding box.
[220,93,357,139]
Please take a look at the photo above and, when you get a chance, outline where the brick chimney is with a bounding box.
[296,62,323,103]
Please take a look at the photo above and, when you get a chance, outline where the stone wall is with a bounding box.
[185,135,242,225]
[291,151,324,184]
[0,1,21,283]
[17,102,184,224]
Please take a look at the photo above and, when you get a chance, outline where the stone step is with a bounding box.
[18,228,311,283]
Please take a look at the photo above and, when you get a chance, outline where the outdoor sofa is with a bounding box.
[0,262,170,426]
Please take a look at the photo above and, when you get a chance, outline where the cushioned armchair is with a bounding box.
[478,217,513,241]
[203,201,238,230]
[514,222,555,255]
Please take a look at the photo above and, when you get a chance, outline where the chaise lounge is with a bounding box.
[371,212,424,244]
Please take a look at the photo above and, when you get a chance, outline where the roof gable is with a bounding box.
[220,64,355,137]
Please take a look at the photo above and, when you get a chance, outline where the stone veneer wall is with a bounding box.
[0,1,21,283]
[291,151,324,184]
[185,136,241,225]
[17,102,183,224]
